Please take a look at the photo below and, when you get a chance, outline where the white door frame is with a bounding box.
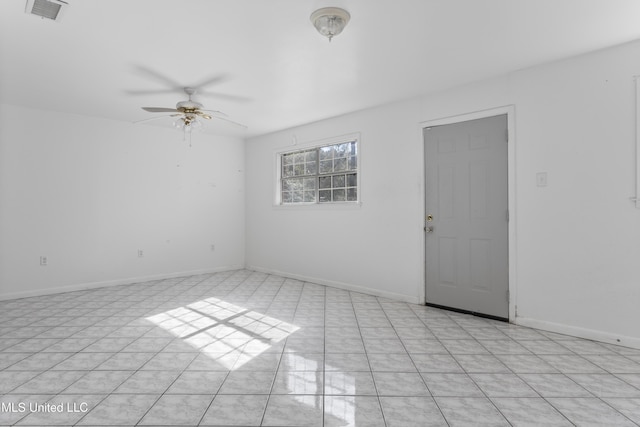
[419,105,517,322]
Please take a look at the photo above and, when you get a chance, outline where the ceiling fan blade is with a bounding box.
[200,109,228,117]
[212,115,248,129]
[142,107,180,113]
[193,74,229,90]
[197,90,251,103]
[133,65,182,90]
[133,114,175,124]
[194,111,212,120]
[126,89,178,96]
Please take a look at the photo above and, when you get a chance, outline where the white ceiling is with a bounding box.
[2,0,640,137]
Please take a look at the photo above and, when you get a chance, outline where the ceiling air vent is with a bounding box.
[25,0,69,22]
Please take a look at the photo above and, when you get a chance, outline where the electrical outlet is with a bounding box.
[40,256,47,266]
[138,249,144,258]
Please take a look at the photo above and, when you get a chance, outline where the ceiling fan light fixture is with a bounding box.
[310,7,350,42]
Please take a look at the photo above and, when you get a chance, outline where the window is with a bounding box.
[279,138,358,204]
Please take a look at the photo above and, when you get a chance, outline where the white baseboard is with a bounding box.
[0,265,244,301]
[247,265,422,304]
[515,316,640,350]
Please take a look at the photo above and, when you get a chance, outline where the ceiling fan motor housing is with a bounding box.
[176,100,203,111]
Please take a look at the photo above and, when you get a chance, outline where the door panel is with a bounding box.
[424,114,508,319]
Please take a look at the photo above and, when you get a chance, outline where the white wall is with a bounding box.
[511,41,640,346]
[246,40,640,348]
[0,104,245,299]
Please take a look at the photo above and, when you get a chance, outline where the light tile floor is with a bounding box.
[1,269,639,426]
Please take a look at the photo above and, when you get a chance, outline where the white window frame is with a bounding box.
[274,133,361,207]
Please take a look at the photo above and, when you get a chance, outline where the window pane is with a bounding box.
[347,188,357,201]
[303,177,315,190]
[347,173,357,187]
[335,143,348,157]
[282,191,293,203]
[283,155,294,166]
[333,174,345,188]
[283,165,294,177]
[319,147,333,160]
[334,158,347,172]
[332,189,346,201]
[305,161,317,175]
[319,159,333,174]
[319,190,331,203]
[305,151,317,162]
[348,156,357,170]
[319,176,331,189]
[303,191,316,202]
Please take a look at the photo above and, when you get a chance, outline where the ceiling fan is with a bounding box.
[137,86,246,132]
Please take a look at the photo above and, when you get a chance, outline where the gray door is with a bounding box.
[424,114,509,319]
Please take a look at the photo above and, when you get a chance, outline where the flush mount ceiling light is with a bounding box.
[310,7,350,42]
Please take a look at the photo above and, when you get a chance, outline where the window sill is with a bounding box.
[272,201,363,210]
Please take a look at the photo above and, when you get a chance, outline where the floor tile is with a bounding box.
[62,370,133,394]
[113,370,180,394]
[421,373,484,397]
[138,394,212,425]
[278,352,322,372]
[324,353,370,372]
[367,353,416,372]
[272,370,323,395]
[479,339,531,355]
[5,352,71,371]
[547,397,637,426]
[602,398,640,424]
[262,394,323,426]
[436,397,510,426]
[491,397,573,426]
[583,354,640,373]
[441,339,490,355]
[401,339,448,354]
[200,394,268,426]
[0,352,31,369]
[411,353,464,373]
[379,396,447,427]
[568,373,640,397]
[324,371,377,395]
[77,394,159,425]
[324,395,385,427]
[218,370,276,394]
[95,352,155,370]
[539,354,607,374]
[518,374,593,398]
[50,352,114,370]
[373,372,430,396]
[139,352,197,370]
[455,354,511,373]
[469,373,538,397]
[495,354,559,373]
[166,370,227,394]
[12,371,86,394]
[617,373,640,389]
